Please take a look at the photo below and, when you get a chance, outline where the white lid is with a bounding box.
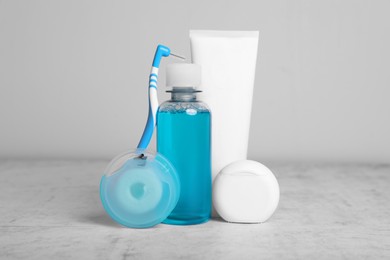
[166,63,201,87]
[213,160,280,223]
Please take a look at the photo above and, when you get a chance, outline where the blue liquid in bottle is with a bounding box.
[157,88,211,225]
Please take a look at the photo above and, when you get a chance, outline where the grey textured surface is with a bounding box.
[0,160,389,259]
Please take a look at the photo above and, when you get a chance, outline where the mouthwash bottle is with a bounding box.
[157,63,211,225]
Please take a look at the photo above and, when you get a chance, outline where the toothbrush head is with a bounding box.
[152,45,185,68]
[152,45,171,68]
[158,45,171,57]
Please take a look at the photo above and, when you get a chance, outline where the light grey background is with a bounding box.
[0,0,389,163]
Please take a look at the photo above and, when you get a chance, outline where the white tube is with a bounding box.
[190,30,259,206]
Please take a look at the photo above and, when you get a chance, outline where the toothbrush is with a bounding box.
[137,45,185,151]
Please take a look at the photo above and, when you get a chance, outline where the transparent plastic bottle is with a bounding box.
[157,64,211,225]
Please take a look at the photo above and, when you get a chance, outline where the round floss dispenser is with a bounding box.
[213,160,280,223]
[100,150,180,228]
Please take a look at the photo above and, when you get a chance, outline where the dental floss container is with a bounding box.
[100,150,180,228]
[213,160,280,223]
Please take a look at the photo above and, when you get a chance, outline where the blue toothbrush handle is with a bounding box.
[137,45,171,151]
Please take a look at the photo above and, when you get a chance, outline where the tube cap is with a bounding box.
[213,160,280,223]
[166,63,201,87]
[100,150,180,228]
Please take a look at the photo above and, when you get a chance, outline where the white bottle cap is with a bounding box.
[166,63,201,87]
[213,160,280,223]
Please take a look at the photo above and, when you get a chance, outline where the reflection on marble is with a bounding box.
[0,160,389,259]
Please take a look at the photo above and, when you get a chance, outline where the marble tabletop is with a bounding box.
[0,160,389,259]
